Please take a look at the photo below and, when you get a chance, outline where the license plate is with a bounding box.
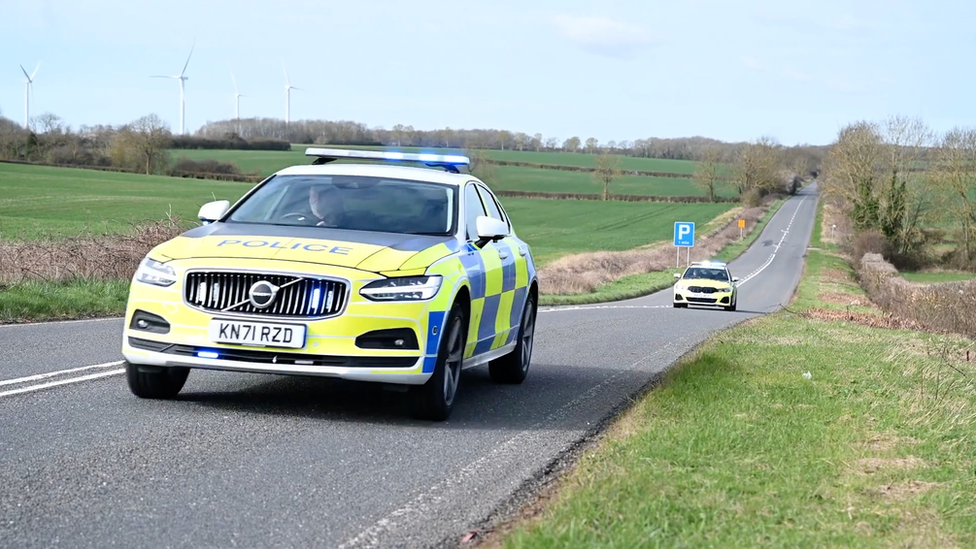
[209,319,306,349]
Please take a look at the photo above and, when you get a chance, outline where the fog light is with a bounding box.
[394,339,405,347]
[137,319,148,329]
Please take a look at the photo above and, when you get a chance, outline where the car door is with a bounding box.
[460,182,500,360]
[474,184,528,350]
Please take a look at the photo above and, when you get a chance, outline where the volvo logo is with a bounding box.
[248,280,279,309]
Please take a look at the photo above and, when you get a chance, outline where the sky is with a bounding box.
[1,0,974,146]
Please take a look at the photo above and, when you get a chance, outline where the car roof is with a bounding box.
[273,162,480,187]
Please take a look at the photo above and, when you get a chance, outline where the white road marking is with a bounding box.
[734,195,808,288]
[0,368,124,398]
[0,360,124,388]
[0,361,125,399]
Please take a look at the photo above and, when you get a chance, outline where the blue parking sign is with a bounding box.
[674,222,695,247]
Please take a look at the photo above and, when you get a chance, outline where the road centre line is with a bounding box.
[0,368,124,399]
[0,360,124,388]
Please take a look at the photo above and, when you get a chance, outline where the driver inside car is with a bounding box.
[308,184,346,227]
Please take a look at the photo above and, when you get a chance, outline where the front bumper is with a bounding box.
[121,258,452,385]
[673,288,734,306]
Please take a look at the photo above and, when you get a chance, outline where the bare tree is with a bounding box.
[584,137,599,153]
[127,114,171,174]
[593,152,621,200]
[935,127,976,262]
[734,135,782,204]
[466,148,497,185]
[693,146,725,202]
[563,136,580,152]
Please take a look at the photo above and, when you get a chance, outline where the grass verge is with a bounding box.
[489,204,976,548]
[0,279,130,324]
[538,197,786,306]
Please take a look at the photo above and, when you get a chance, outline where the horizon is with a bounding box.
[3,0,974,148]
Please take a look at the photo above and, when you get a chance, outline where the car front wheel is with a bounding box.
[489,292,537,384]
[410,301,466,421]
[126,362,190,399]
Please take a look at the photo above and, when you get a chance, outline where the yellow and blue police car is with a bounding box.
[122,148,538,421]
[672,260,739,311]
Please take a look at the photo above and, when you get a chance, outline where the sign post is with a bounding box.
[738,218,746,240]
[673,221,695,267]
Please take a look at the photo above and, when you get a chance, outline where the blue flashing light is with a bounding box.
[197,351,219,359]
[308,286,321,313]
[305,147,470,167]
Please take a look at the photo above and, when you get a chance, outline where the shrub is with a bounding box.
[850,230,890,265]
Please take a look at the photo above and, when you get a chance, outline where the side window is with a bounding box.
[476,185,510,234]
[464,184,487,241]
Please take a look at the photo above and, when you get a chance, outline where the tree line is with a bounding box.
[0,110,822,204]
[822,115,976,270]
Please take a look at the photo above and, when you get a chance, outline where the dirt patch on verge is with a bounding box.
[804,308,924,330]
[854,456,928,475]
[878,480,940,500]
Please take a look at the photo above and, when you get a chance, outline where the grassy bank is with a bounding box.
[538,197,787,306]
[493,205,976,548]
[0,279,130,324]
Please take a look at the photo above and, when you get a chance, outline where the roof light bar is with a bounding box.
[304,147,470,173]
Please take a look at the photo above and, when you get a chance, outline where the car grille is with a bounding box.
[687,286,720,294]
[184,271,347,318]
[687,297,718,304]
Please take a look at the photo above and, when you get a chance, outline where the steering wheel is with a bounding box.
[279,212,316,224]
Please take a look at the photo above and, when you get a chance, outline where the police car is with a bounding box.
[672,260,738,311]
[122,148,539,421]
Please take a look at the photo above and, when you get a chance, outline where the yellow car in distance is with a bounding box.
[122,148,539,421]
[672,260,738,311]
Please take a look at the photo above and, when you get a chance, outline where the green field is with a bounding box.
[488,166,737,198]
[0,164,734,267]
[503,200,735,265]
[165,147,735,198]
[0,163,250,238]
[901,270,976,283]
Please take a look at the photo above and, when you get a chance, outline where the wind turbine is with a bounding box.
[282,61,302,125]
[19,63,39,131]
[230,70,243,121]
[151,44,194,135]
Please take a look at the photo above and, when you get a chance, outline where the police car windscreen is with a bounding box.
[226,175,457,235]
[684,267,729,281]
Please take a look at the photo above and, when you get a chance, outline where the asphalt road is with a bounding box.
[0,183,819,548]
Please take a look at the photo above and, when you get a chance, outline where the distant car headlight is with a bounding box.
[134,257,177,287]
[360,275,442,301]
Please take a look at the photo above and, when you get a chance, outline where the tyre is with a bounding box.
[489,292,537,384]
[673,302,687,308]
[410,301,466,421]
[126,362,190,399]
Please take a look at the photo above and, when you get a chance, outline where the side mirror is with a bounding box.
[732,276,740,282]
[198,200,230,224]
[475,216,508,247]
[673,273,681,279]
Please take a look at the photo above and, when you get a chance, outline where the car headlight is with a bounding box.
[134,256,177,287]
[360,275,442,301]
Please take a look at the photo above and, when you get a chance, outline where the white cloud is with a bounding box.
[781,67,813,82]
[552,14,659,59]
[740,56,764,70]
